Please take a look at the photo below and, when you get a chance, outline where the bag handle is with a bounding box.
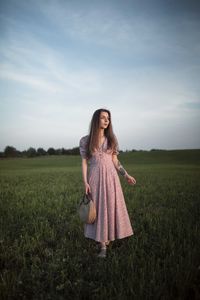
[81,192,92,205]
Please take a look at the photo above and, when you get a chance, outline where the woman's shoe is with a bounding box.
[97,247,107,258]
[105,240,110,246]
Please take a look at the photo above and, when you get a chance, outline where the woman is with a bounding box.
[79,108,136,258]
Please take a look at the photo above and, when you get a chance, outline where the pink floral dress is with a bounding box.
[79,135,134,243]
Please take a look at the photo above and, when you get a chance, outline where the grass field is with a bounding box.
[0,150,200,299]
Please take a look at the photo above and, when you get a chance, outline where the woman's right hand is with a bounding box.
[84,182,91,195]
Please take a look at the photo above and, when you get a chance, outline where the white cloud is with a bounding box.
[0,65,63,93]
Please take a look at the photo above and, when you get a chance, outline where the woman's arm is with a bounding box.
[81,158,88,184]
[112,154,128,177]
[81,158,91,194]
[112,154,136,185]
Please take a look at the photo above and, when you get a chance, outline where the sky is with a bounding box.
[0,0,200,151]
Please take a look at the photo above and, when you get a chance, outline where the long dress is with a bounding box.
[79,135,134,243]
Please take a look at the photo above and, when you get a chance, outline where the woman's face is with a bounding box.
[99,111,110,129]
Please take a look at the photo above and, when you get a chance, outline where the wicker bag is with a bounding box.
[78,193,96,224]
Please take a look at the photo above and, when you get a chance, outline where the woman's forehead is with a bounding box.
[100,111,109,117]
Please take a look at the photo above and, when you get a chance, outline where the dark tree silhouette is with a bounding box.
[4,146,18,157]
[27,147,37,157]
[47,147,56,155]
[37,148,46,156]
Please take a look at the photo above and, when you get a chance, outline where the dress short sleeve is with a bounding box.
[79,135,89,159]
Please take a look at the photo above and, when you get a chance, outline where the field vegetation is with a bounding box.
[0,149,200,299]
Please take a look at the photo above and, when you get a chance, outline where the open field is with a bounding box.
[0,150,200,299]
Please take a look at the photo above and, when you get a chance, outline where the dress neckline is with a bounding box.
[98,136,106,149]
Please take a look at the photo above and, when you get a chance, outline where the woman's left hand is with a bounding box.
[125,174,136,185]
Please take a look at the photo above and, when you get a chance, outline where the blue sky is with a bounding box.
[0,0,200,151]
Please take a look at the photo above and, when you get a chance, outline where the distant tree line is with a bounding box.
[0,145,80,158]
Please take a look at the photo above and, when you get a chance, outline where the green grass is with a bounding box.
[0,150,200,299]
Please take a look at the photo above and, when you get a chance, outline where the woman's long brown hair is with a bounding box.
[86,108,118,158]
